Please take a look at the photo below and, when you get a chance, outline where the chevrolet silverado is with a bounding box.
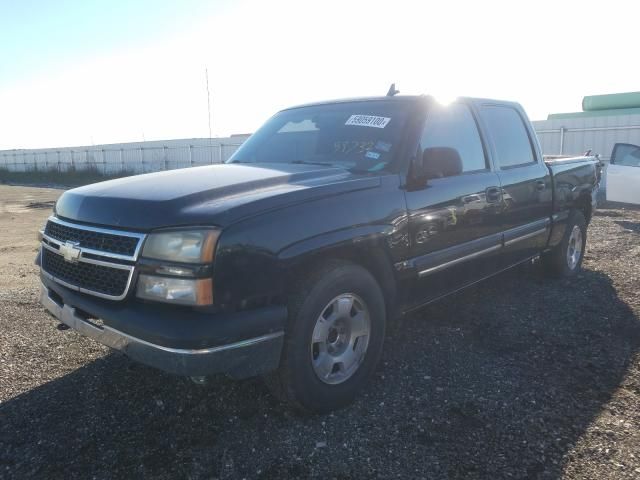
[38,94,601,412]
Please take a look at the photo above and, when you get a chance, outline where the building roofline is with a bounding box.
[547,107,640,120]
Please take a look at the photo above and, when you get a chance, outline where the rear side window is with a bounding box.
[481,106,535,168]
[420,103,487,174]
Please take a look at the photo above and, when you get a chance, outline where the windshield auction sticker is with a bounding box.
[345,115,391,128]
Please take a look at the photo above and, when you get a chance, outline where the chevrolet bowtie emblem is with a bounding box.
[59,241,82,263]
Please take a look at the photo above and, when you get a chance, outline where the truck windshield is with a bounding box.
[227,101,408,172]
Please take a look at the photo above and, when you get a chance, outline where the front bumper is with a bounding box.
[39,279,285,378]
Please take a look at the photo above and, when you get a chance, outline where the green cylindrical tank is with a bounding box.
[582,92,640,111]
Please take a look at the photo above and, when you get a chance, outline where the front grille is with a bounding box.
[42,248,131,298]
[45,220,139,257]
[40,217,144,300]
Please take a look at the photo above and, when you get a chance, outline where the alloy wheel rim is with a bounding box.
[566,225,583,270]
[310,293,371,385]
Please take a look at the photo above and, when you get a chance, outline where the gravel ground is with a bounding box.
[0,184,639,479]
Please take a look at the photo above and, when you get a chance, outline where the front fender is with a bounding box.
[212,175,408,312]
[278,224,396,260]
[278,223,404,318]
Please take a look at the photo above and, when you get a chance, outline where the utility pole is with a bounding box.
[205,67,213,163]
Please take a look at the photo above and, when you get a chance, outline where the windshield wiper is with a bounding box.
[229,159,348,169]
[290,160,342,167]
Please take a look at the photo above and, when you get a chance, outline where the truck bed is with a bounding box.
[544,155,599,165]
[545,155,601,221]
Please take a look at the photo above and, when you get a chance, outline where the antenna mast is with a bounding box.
[386,83,400,97]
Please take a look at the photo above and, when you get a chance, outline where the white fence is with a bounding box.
[0,141,245,175]
[5,121,640,178]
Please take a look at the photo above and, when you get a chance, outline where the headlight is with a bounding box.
[142,229,219,263]
[137,228,219,305]
[136,275,213,306]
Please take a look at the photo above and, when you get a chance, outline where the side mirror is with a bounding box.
[411,147,463,187]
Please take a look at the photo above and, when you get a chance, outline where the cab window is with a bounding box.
[420,103,487,178]
[481,106,535,168]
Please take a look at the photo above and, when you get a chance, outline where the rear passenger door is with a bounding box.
[478,104,552,265]
[404,102,504,308]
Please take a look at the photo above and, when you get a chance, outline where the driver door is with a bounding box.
[404,102,504,308]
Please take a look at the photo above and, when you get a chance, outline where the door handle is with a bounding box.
[535,180,546,191]
[486,186,501,203]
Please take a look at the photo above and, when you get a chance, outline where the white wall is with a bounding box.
[0,135,250,174]
[533,114,640,193]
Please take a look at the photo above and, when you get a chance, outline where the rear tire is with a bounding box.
[267,261,386,413]
[542,210,587,277]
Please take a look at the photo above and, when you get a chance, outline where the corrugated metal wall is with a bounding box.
[0,135,250,174]
[532,113,640,192]
[532,114,640,162]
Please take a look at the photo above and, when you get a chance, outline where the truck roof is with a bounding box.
[280,95,427,111]
[281,95,522,112]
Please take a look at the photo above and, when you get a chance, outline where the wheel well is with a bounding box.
[286,247,398,319]
[577,194,593,224]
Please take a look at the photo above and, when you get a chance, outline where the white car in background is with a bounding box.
[606,143,640,205]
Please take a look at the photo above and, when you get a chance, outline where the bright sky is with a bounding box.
[0,0,637,150]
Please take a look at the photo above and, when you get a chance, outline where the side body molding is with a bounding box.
[401,218,552,277]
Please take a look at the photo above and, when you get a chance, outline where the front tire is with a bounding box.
[267,261,386,413]
[542,210,587,277]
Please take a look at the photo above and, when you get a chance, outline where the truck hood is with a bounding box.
[54,163,381,230]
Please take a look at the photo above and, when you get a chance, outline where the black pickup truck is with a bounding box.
[38,94,601,412]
